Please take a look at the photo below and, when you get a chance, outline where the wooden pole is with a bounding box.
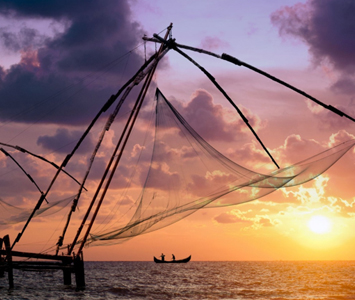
[0,142,85,188]
[172,46,280,169]
[0,238,4,278]
[66,51,166,256]
[75,23,173,255]
[74,252,85,289]
[3,235,14,288]
[0,148,45,196]
[63,266,72,285]
[9,52,158,250]
[147,37,355,124]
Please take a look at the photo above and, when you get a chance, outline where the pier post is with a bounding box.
[63,266,72,285]
[0,238,4,278]
[74,252,85,289]
[3,235,14,288]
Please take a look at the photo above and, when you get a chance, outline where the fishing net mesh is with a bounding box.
[86,88,355,245]
[0,195,75,226]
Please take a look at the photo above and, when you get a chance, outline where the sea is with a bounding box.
[1,261,355,299]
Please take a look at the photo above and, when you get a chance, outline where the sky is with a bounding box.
[1,0,355,261]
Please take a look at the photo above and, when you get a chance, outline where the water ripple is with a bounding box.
[1,261,355,299]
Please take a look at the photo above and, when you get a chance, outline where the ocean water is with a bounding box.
[1,261,355,299]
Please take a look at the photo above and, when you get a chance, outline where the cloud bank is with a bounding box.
[0,0,145,125]
[271,0,355,95]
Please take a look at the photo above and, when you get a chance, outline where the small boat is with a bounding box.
[154,255,191,263]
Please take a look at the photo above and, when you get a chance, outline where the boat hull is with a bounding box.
[154,255,191,263]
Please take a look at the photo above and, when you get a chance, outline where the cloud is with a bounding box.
[109,166,132,190]
[37,127,94,153]
[275,134,323,164]
[0,0,145,125]
[175,89,264,142]
[227,142,272,169]
[327,130,355,147]
[187,170,236,197]
[331,77,355,95]
[0,149,71,204]
[271,0,355,94]
[117,195,134,206]
[0,165,38,202]
[0,27,47,52]
[200,36,229,51]
[142,162,181,191]
[214,209,252,224]
[282,175,328,205]
[279,174,355,218]
[306,100,355,131]
[214,209,281,229]
[257,215,280,228]
[227,134,323,170]
[130,144,145,158]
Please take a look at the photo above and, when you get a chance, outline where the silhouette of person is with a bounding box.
[172,254,175,261]
[161,253,165,261]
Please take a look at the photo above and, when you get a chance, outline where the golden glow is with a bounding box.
[307,215,332,234]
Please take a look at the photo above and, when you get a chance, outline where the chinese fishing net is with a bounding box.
[0,195,75,226]
[86,88,355,245]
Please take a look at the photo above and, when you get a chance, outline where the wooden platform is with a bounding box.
[0,235,85,289]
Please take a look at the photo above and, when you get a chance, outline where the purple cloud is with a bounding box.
[306,100,355,131]
[176,89,263,142]
[271,0,355,94]
[37,128,94,153]
[0,0,145,125]
[200,36,229,51]
[0,27,47,52]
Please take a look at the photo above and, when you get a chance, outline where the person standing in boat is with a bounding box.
[172,254,175,261]
[160,253,165,261]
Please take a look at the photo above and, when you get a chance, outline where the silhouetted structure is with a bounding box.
[1,23,355,289]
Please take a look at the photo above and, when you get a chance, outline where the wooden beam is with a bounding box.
[0,249,72,263]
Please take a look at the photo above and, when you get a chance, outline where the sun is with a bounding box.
[307,215,332,234]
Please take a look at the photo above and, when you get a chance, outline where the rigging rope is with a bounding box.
[75,24,174,256]
[66,46,171,255]
[0,148,47,203]
[0,142,86,189]
[172,45,280,169]
[0,195,75,226]
[93,95,156,234]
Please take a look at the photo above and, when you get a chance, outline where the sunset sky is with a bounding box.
[1,0,355,261]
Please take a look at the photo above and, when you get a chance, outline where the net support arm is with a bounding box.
[1,146,50,249]
[46,48,163,200]
[149,35,221,59]
[44,48,163,201]
[220,53,355,122]
[69,27,173,255]
[11,46,166,251]
[147,37,355,123]
[150,35,278,168]
[56,49,170,255]
[0,148,47,202]
[170,45,280,169]
[0,142,86,190]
